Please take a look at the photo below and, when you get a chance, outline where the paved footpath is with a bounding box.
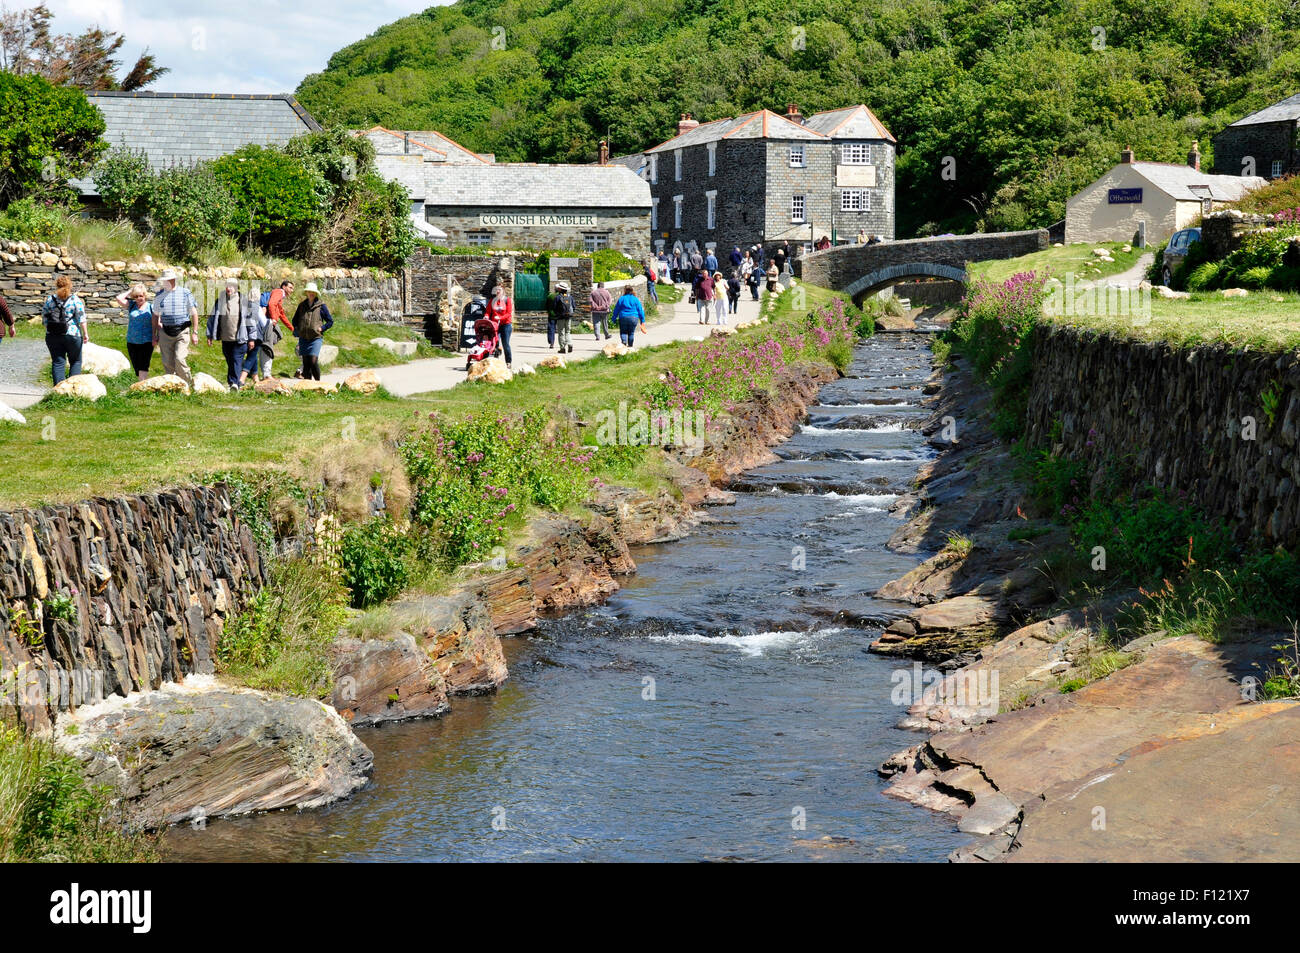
[0,339,50,411]
[322,284,771,397]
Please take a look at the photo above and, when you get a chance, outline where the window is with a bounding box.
[675,149,682,181]
[1272,159,1284,179]
[705,190,717,230]
[649,155,658,184]
[708,142,717,177]
[840,189,871,212]
[790,194,805,223]
[465,232,493,246]
[789,144,805,168]
[583,233,610,252]
[842,143,871,165]
[673,195,683,228]
[651,198,659,231]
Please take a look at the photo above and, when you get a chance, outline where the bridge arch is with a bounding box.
[844,262,968,300]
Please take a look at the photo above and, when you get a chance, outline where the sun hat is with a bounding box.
[160,269,177,282]
[303,282,319,293]
[556,281,569,291]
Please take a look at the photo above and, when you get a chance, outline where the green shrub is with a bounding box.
[217,557,349,698]
[1183,261,1221,292]
[0,727,156,862]
[146,165,233,262]
[0,197,72,242]
[339,517,414,608]
[0,73,106,207]
[338,172,417,271]
[1070,488,1232,585]
[212,144,328,255]
[94,148,154,225]
[1239,265,1274,289]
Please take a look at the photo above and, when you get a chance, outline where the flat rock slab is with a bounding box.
[331,633,450,726]
[1009,704,1300,862]
[55,677,373,829]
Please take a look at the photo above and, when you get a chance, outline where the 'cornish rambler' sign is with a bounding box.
[1107,188,1143,204]
[479,213,598,227]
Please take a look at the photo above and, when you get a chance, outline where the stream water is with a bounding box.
[164,332,971,862]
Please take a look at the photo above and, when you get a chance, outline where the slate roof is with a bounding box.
[645,105,895,153]
[1128,161,1265,202]
[1227,92,1300,127]
[355,125,489,163]
[72,92,321,195]
[416,163,652,208]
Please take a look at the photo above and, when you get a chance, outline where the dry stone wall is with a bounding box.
[0,485,265,729]
[0,240,402,324]
[1024,323,1300,548]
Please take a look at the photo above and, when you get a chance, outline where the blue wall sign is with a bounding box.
[1108,188,1143,204]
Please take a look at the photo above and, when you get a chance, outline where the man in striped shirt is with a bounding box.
[152,269,199,384]
[0,293,13,341]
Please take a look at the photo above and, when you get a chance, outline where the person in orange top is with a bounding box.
[487,284,513,368]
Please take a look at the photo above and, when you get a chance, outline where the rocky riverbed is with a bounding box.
[870,351,1300,862]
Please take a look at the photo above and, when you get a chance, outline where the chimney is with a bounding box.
[1188,140,1201,171]
[403,132,410,155]
[786,103,803,124]
[678,113,699,136]
[1120,145,1135,164]
[598,139,609,165]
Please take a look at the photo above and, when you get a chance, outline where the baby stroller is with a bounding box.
[465,316,500,370]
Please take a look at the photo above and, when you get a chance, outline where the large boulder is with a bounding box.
[0,401,25,425]
[537,354,567,370]
[290,379,338,394]
[319,343,340,366]
[80,341,131,377]
[602,341,632,358]
[54,678,374,829]
[191,372,227,395]
[53,373,106,401]
[467,356,512,383]
[369,337,418,358]
[330,633,450,727]
[128,374,190,396]
[394,592,508,694]
[343,369,381,394]
[254,377,293,395]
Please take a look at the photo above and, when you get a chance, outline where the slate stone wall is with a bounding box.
[1025,324,1300,549]
[0,485,265,728]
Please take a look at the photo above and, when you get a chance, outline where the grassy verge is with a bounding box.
[968,241,1144,284]
[0,726,157,862]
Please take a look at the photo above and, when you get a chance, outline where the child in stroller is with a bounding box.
[465,316,500,370]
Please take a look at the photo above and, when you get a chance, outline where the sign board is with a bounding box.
[478,213,598,227]
[1107,188,1143,204]
[837,165,877,188]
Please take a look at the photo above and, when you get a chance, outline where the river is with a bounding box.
[164,331,971,862]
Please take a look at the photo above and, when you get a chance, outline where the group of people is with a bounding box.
[551,280,646,350]
[29,270,335,389]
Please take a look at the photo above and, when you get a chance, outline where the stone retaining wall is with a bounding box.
[1025,323,1300,548]
[0,239,402,325]
[0,485,265,728]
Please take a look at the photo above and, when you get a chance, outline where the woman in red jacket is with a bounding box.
[487,284,513,368]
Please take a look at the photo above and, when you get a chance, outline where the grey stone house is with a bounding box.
[1212,92,1300,180]
[69,91,321,200]
[388,162,651,257]
[641,104,895,262]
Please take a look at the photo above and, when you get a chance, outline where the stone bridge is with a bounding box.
[795,229,1049,301]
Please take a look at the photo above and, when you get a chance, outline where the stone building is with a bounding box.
[1212,92,1300,180]
[379,159,651,257]
[641,104,895,261]
[1065,146,1265,245]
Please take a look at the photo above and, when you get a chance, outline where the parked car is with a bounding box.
[1161,227,1201,286]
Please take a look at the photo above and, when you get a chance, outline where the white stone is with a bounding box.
[191,372,228,394]
[467,357,513,383]
[1221,288,1249,298]
[80,341,131,377]
[319,343,340,366]
[537,354,567,370]
[369,337,418,358]
[515,363,536,375]
[53,373,107,401]
[0,401,26,425]
[1156,286,1191,299]
[129,374,190,395]
[601,341,632,358]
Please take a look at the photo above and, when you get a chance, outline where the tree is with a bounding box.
[211,145,328,255]
[0,4,168,91]
[0,71,106,207]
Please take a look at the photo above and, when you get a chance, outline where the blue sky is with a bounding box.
[18,0,450,93]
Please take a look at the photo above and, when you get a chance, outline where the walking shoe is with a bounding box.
[567,345,574,353]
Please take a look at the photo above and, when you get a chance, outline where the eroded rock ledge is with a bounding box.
[872,352,1300,862]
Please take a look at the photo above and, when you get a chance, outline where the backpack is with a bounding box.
[259,290,274,309]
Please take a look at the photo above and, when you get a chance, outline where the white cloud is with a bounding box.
[11,0,451,93]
